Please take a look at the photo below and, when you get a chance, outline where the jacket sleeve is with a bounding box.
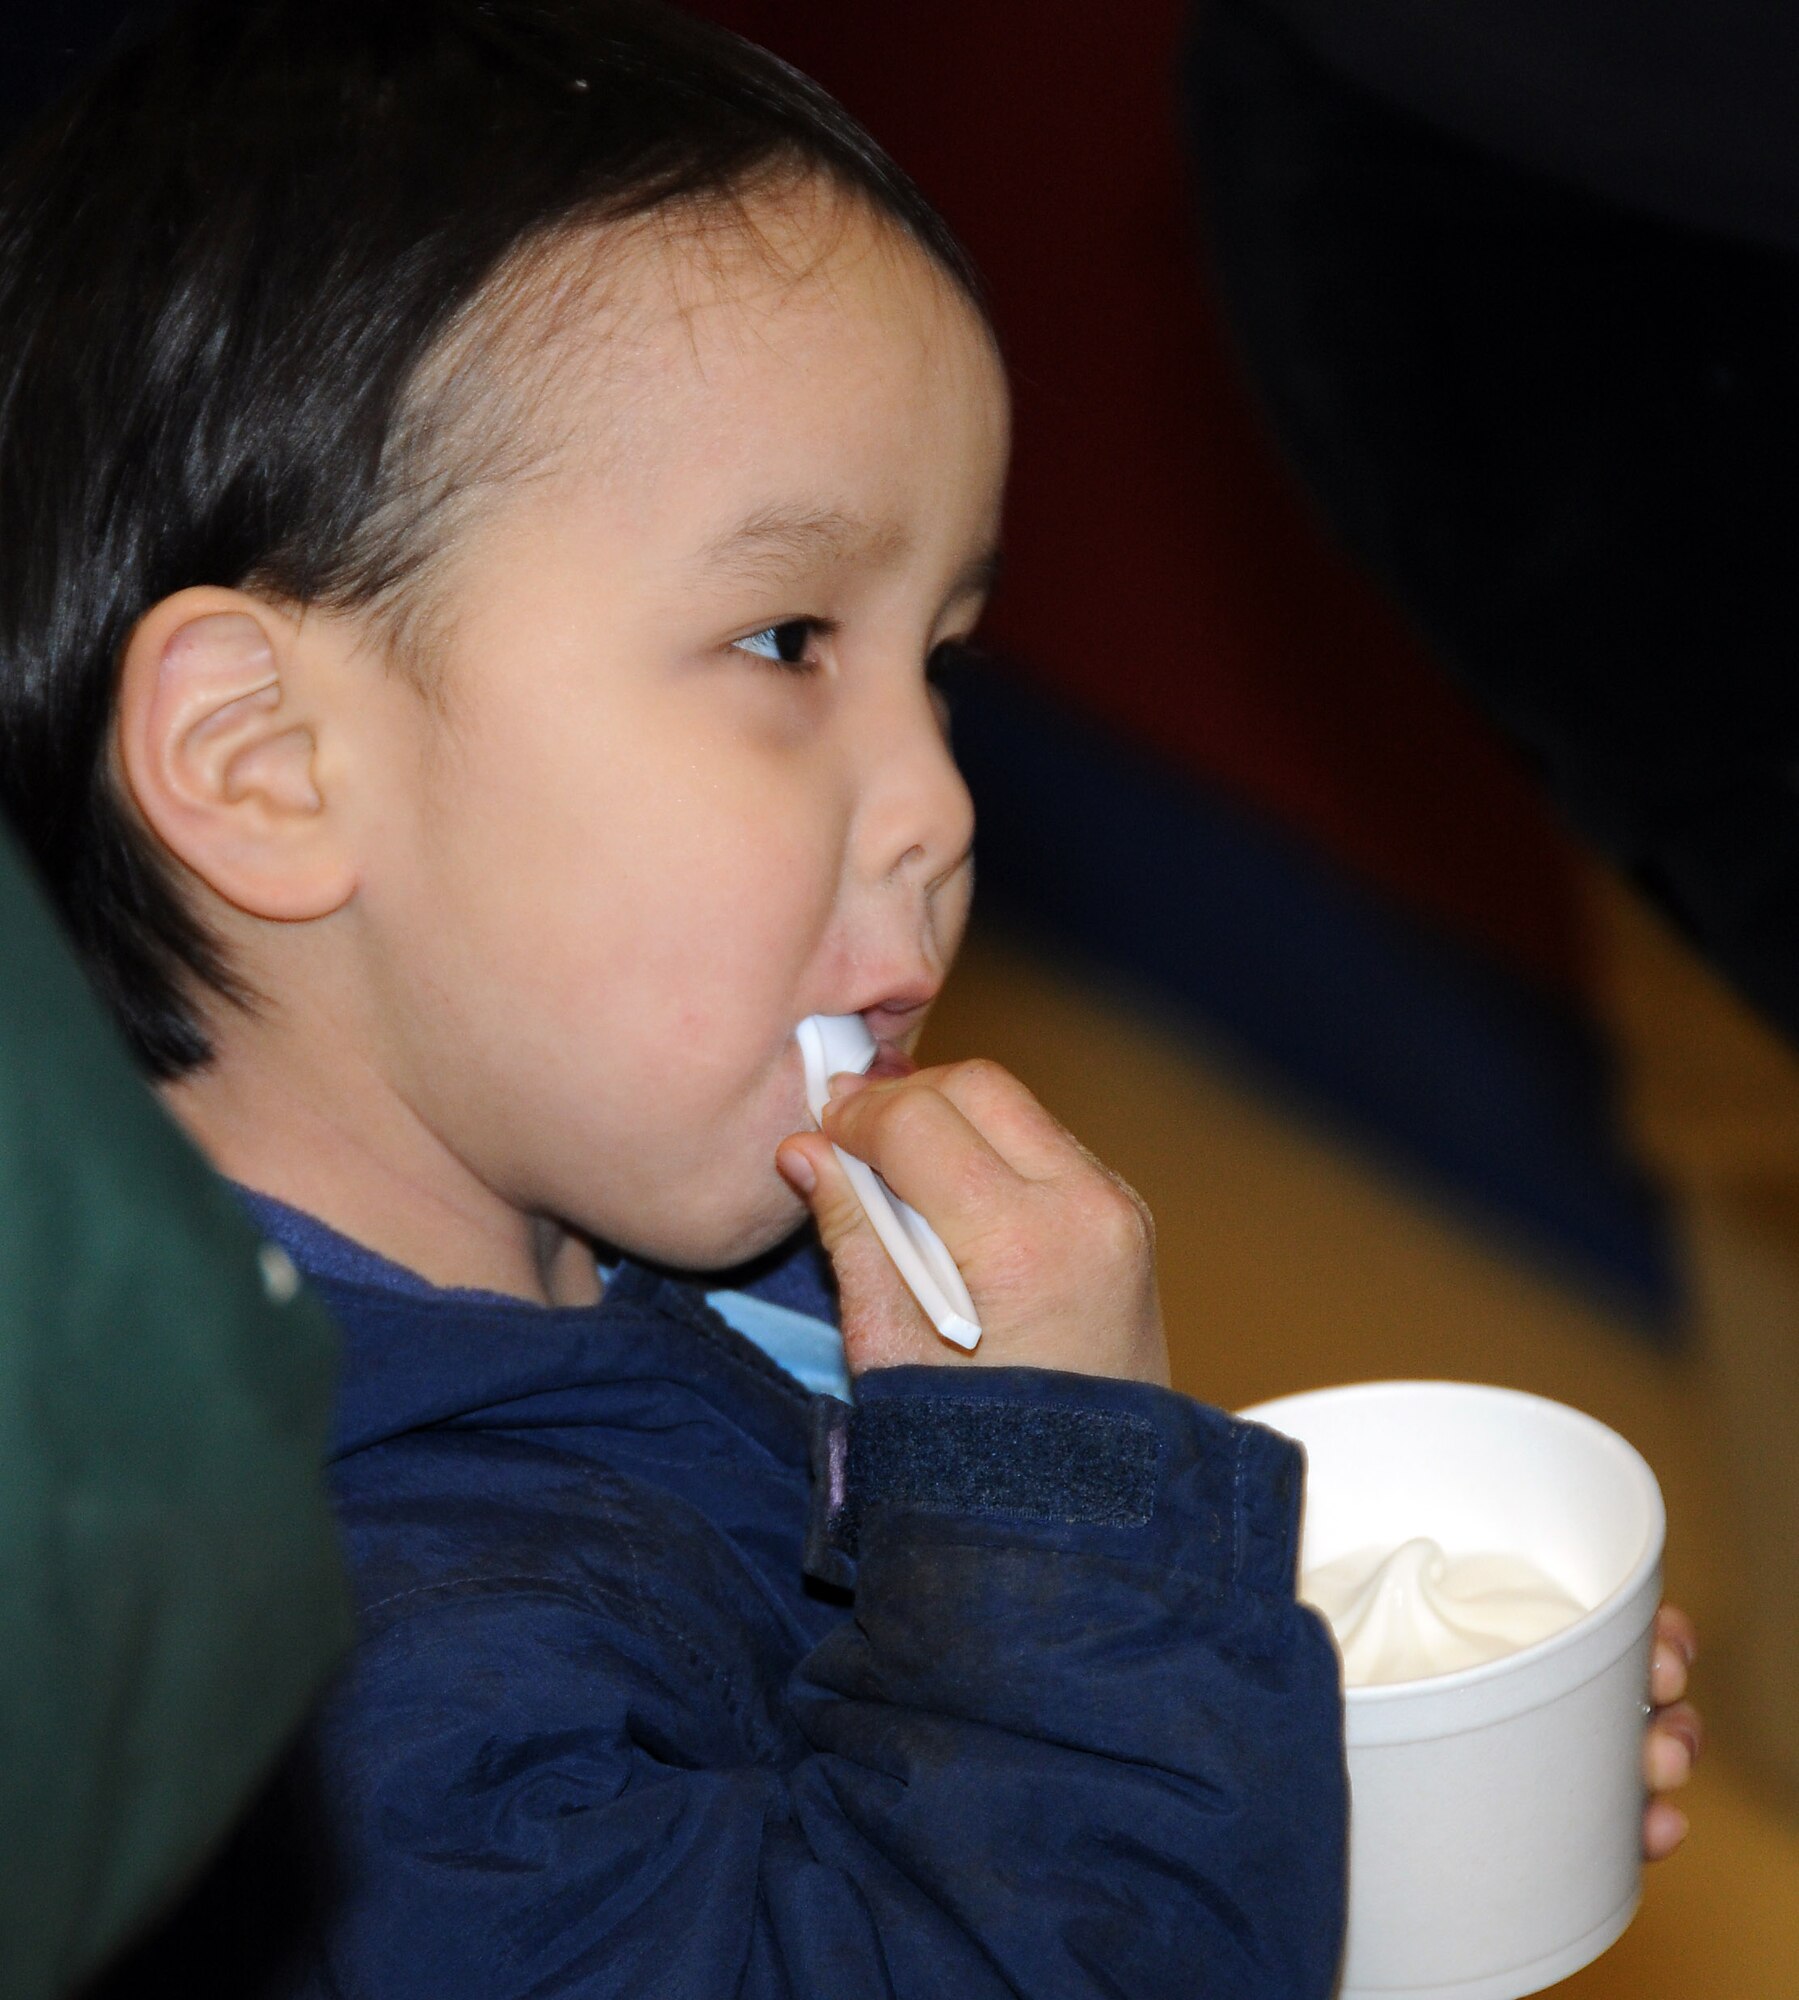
[297,1365,1346,1999]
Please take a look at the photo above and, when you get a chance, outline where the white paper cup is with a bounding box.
[1240,1381,1664,2000]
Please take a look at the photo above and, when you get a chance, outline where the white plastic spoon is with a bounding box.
[795,1013,982,1350]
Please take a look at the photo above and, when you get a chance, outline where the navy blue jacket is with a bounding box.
[147,1212,1347,1998]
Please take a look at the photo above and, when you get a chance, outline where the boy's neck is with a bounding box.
[162,1023,603,1309]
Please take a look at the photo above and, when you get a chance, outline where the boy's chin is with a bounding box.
[603,1180,812,1279]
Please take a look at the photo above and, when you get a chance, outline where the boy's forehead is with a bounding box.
[638,178,962,328]
[521,192,1007,549]
[535,185,995,416]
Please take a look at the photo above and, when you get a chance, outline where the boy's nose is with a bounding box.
[861,690,976,899]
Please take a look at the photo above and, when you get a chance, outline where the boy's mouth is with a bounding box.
[859,987,936,1077]
[864,1044,917,1082]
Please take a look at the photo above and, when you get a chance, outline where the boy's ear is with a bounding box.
[115,585,358,921]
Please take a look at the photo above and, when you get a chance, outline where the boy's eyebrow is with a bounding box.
[699,505,908,581]
[697,504,1002,598]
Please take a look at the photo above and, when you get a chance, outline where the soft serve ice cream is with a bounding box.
[1302,1539,1589,1686]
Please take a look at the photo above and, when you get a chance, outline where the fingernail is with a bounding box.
[827,1071,872,1102]
[777,1149,816,1196]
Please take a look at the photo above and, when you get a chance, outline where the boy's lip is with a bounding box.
[859,985,937,1048]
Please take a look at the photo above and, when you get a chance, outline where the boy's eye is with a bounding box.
[927,637,982,706]
[733,619,819,668]
[926,637,982,686]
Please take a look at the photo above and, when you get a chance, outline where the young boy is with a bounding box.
[0,2,1694,1993]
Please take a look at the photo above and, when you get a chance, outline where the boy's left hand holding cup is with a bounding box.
[1645,1603,1701,1859]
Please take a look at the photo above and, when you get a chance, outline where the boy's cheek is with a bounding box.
[930,865,975,987]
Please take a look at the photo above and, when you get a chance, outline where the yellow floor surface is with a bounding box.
[921,919,1799,1998]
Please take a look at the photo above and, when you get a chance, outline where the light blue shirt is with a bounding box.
[705,1287,851,1401]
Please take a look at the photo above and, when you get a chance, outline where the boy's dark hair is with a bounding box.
[0,0,980,1078]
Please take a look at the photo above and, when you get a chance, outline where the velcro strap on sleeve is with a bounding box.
[805,1380,1159,1580]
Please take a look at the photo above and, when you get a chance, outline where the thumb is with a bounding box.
[776,1132,938,1373]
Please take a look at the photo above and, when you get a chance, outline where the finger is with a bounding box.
[1643,1798,1690,1863]
[821,1075,1021,1251]
[1655,1604,1698,1673]
[1649,1637,1690,1708]
[1643,1702,1703,1792]
[902,1058,1084,1183]
[776,1132,939,1371]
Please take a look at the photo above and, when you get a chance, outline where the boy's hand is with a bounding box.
[1644,1603,1701,1860]
[777,1058,1171,1386]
